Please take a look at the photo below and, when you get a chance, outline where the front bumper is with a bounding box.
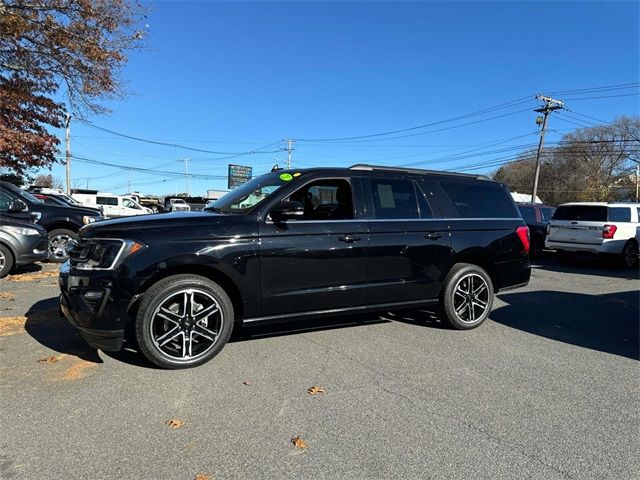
[15,236,49,266]
[58,262,131,351]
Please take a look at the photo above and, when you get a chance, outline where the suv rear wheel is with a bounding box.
[135,274,234,369]
[622,240,639,268]
[441,263,494,330]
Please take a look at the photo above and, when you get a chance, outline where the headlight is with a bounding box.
[83,215,100,225]
[73,239,145,270]
[4,225,40,236]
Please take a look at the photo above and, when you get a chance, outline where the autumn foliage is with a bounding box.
[0,0,145,176]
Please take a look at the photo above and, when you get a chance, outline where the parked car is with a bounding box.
[163,197,191,212]
[516,202,556,257]
[0,181,103,262]
[72,191,151,218]
[545,202,640,267]
[0,220,50,278]
[60,164,531,369]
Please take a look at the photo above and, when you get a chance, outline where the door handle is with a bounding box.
[338,235,361,243]
[425,232,442,240]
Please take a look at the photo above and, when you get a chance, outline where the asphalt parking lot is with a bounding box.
[0,255,638,480]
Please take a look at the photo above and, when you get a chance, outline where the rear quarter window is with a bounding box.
[552,206,607,222]
[440,181,518,218]
[540,207,556,222]
[608,207,631,222]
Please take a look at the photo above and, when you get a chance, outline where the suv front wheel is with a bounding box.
[441,263,494,330]
[135,274,234,369]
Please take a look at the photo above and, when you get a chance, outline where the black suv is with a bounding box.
[60,165,531,369]
[0,181,103,262]
[516,202,556,257]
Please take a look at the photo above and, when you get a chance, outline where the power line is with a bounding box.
[548,82,639,95]
[563,93,640,101]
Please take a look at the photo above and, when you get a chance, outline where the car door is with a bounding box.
[365,177,451,304]
[258,177,369,317]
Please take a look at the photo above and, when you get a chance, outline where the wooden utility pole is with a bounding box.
[65,113,72,194]
[531,95,563,203]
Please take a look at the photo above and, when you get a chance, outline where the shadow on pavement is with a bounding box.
[534,252,640,280]
[24,297,103,364]
[492,290,639,360]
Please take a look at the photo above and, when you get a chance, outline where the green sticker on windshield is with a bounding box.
[279,173,293,181]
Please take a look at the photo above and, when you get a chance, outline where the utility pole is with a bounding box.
[65,113,72,194]
[531,95,563,203]
[178,158,190,195]
[286,139,295,169]
[636,164,639,202]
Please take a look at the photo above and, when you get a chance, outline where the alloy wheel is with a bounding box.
[452,273,489,324]
[0,250,5,270]
[623,242,639,268]
[48,234,73,260]
[150,288,224,361]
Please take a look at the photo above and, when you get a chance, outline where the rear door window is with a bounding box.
[97,196,118,206]
[440,181,518,218]
[552,206,607,221]
[518,206,537,224]
[369,179,419,219]
[608,207,631,222]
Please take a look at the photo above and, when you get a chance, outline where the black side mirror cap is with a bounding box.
[8,200,27,213]
[270,200,304,222]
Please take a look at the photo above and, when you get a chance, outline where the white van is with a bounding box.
[72,192,152,218]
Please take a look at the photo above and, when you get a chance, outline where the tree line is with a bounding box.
[493,116,639,205]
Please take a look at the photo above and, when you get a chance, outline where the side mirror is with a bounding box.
[270,200,304,222]
[8,200,27,213]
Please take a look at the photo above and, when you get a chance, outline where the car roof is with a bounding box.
[558,202,640,207]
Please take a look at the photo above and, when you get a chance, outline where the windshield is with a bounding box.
[206,172,292,214]
[2,183,44,204]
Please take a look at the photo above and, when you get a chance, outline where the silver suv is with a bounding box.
[545,202,640,267]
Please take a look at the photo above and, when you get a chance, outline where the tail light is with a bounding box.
[516,225,530,254]
[602,224,617,239]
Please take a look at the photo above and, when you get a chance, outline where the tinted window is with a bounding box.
[518,206,537,224]
[608,207,631,222]
[288,179,353,220]
[440,182,518,218]
[540,207,556,223]
[0,190,13,210]
[370,179,419,219]
[552,206,607,221]
[97,196,118,206]
[415,183,434,219]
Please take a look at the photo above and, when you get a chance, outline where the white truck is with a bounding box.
[72,191,152,218]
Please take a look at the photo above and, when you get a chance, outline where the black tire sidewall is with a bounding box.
[135,275,234,369]
[622,240,639,268]
[0,244,14,278]
[442,263,494,330]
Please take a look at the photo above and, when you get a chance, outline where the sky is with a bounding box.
[44,0,640,196]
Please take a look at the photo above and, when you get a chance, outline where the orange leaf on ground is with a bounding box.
[194,474,212,480]
[0,316,26,336]
[307,386,325,395]
[8,270,58,282]
[0,292,14,300]
[38,354,65,364]
[292,436,309,449]
[166,419,185,429]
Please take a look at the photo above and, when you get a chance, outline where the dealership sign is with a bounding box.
[228,164,252,189]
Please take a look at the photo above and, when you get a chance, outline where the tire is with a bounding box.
[0,244,14,279]
[441,263,494,330]
[621,240,639,269]
[135,274,234,369]
[47,228,77,263]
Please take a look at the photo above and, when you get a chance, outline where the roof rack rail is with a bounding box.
[349,164,491,180]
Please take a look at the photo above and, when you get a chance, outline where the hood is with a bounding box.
[0,219,48,234]
[32,203,103,217]
[79,211,235,237]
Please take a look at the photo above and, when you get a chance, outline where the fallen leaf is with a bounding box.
[57,360,97,381]
[194,474,212,480]
[308,386,325,395]
[0,292,14,300]
[0,316,26,336]
[166,419,185,429]
[242,379,250,385]
[8,270,58,282]
[38,354,65,364]
[291,436,309,449]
